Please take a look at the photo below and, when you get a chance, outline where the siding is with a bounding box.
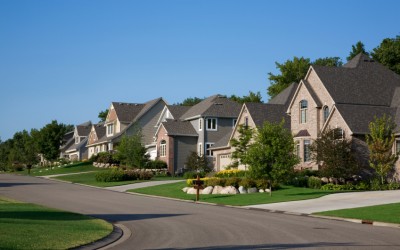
[174,136,197,173]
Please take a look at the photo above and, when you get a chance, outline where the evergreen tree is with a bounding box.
[347,41,369,61]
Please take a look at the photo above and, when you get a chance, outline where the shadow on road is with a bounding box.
[157,242,399,249]
[0,182,51,188]
[89,213,189,222]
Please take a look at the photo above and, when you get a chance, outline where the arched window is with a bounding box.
[323,106,329,123]
[300,100,308,123]
[160,140,166,157]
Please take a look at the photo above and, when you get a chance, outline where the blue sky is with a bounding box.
[1,0,399,140]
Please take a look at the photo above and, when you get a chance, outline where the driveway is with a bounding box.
[1,174,400,249]
[247,190,400,214]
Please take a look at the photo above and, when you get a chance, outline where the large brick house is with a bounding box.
[287,53,400,174]
[87,98,167,159]
[211,83,297,171]
[154,95,241,174]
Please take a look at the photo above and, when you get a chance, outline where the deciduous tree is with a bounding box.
[371,36,400,74]
[347,41,369,61]
[230,124,253,170]
[115,132,149,168]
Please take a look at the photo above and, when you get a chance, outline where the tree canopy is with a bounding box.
[230,124,253,169]
[347,41,369,61]
[371,35,400,75]
[177,97,204,106]
[229,91,263,104]
[115,132,149,168]
[98,109,109,122]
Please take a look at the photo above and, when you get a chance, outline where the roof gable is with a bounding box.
[286,78,322,113]
[161,119,198,136]
[180,95,241,120]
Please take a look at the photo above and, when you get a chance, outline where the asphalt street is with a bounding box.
[1,174,400,250]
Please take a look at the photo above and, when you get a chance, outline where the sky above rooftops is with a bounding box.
[1,0,399,140]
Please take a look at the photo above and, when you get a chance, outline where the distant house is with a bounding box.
[60,121,92,161]
[154,95,241,174]
[286,53,400,175]
[211,83,297,171]
[86,98,167,159]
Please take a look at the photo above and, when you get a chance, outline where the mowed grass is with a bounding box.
[130,182,337,206]
[0,196,113,250]
[20,162,103,176]
[55,172,184,187]
[315,203,400,224]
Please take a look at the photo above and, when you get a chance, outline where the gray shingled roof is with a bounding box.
[313,54,400,107]
[268,82,298,109]
[112,102,145,123]
[180,95,241,120]
[335,104,397,135]
[162,119,198,136]
[65,137,88,153]
[245,103,291,129]
[76,122,92,137]
[167,105,191,119]
[211,132,232,149]
[94,123,107,142]
[133,98,164,123]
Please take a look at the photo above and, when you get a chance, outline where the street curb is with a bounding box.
[71,224,125,250]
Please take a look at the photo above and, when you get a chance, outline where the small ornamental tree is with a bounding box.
[366,115,398,185]
[185,151,210,173]
[230,124,253,170]
[246,121,298,196]
[115,132,149,168]
[310,128,359,180]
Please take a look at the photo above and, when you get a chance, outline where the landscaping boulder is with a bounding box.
[182,187,190,193]
[259,189,265,193]
[265,188,271,193]
[187,188,199,194]
[212,186,224,194]
[247,187,258,193]
[220,186,239,194]
[321,177,329,184]
[201,186,213,194]
[238,186,247,194]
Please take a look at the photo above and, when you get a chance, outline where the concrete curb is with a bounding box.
[72,224,125,250]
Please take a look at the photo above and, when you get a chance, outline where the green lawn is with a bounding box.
[20,162,103,176]
[0,196,113,250]
[315,203,400,224]
[55,172,184,187]
[130,182,337,206]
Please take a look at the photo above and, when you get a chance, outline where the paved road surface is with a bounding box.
[247,190,400,214]
[1,174,400,250]
[105,180,184,192]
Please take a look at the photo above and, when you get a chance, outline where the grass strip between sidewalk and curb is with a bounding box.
[128,182,338,206]
[0,196,113,250]
[313,202,400,225]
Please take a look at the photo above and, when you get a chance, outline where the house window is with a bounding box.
[233,119,237,128]
[300,100,308,124]
[107,123,114,136]
[198,143,203,156]
[75,137,80,144]
[333,128,344,140]
[396,140,400,154]
[244,117,249,127]
[160,140,166,157]
[295,141,300,158]
[323,106,329,123]
[206,118,217,131]
[206,143,214,156]
[304,140,311,162]
[199,119,202,131]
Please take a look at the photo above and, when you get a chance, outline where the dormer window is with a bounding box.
[206,118,217,131]
[107,123,114,136]
[323,106,329,123]
[300,100,308,124]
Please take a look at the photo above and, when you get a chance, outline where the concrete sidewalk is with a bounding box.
[105,180,184,192]
[246,190,400,214]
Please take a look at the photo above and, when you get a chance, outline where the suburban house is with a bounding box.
[60,121,92,161]
[211,83,297,171]
[86,98,167,159]
[154,95,242,174]
[287,53,400,175]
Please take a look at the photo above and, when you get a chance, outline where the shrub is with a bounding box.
[204,177,226,187]
[225,177,241,188]
[147,160,167,169]
[256,179,269,189]
[124,169,140,180]
[290,176,308,187]
[355,181,369,190]
[183,171,206,179]
[239,178,256,188]
[307,176,322,189]
[388,182,400,190]
[138,171,153,180]
[95,168,125,182]
[214,169,247,178]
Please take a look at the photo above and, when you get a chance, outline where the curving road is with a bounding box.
[1,174,400,250]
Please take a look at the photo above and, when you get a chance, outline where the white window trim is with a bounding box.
[160,140,167,157]
[206,142,215,156]
[106,123,114,137]
[304,140,311,162]
[232,119,237,128]
[198,143,203,156]
[300,100,308,124]
[395,139,400,154]
[206,118,218,131]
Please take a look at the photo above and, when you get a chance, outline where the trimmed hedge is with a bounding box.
[95,168,153,182]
